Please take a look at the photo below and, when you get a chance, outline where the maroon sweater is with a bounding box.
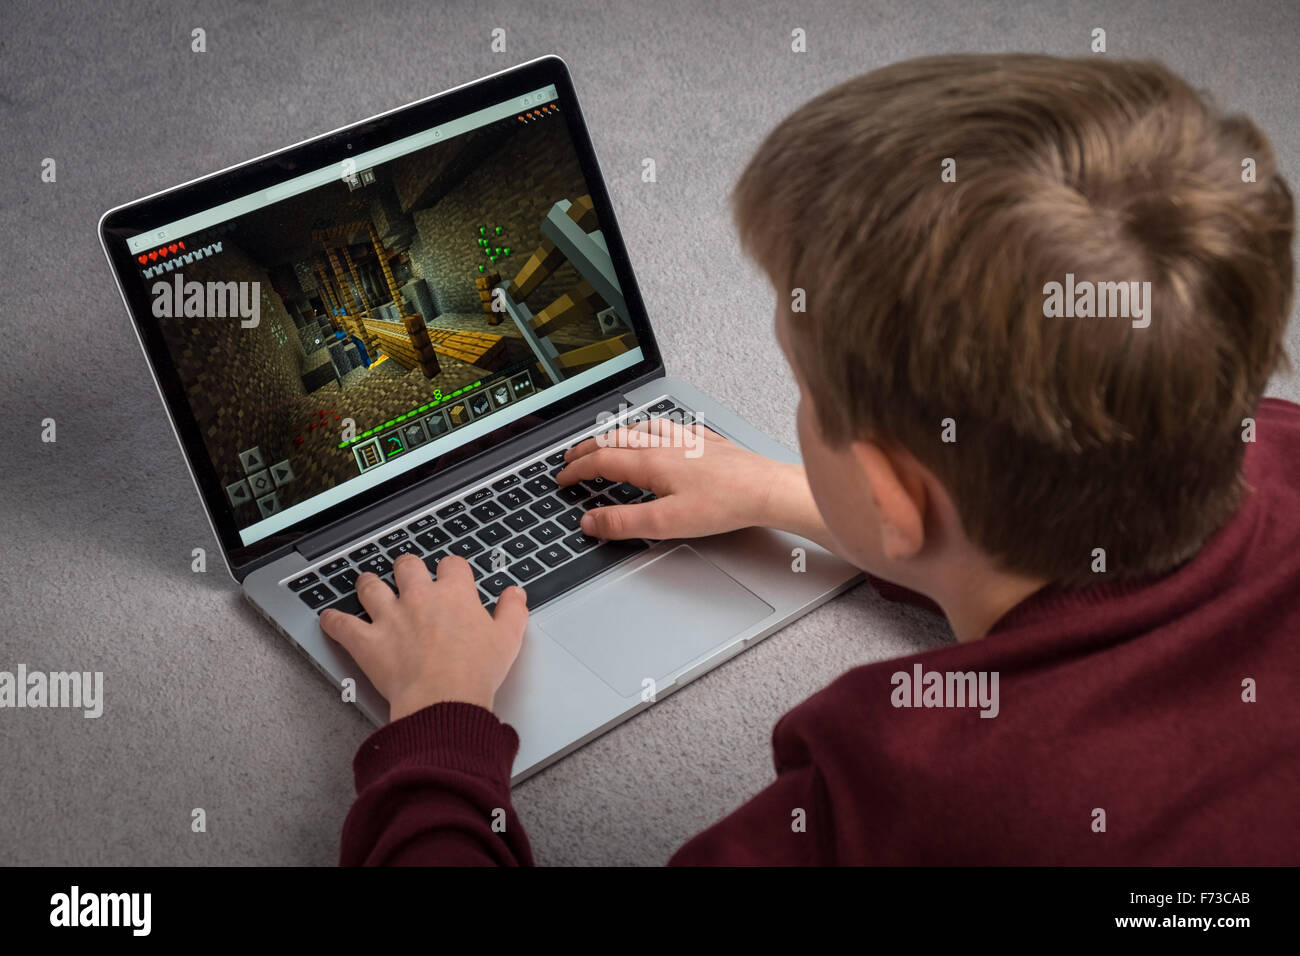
[340,398,1300,866]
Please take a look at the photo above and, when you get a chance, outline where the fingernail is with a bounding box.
[580,512,595,532]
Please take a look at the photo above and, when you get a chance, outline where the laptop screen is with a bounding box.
[122,82,642,547]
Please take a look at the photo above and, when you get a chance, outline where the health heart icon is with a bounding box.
[178,240,186,250]
[148,251,158,261]
[169,243,178,254]
[137,255,148,265]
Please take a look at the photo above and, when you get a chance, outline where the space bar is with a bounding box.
[523,539,650,608]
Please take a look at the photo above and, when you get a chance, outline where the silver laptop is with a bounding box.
[98,55,861,783]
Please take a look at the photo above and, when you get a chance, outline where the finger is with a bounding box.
[392,551,433,594]
[565,419,676,462]
[319,607,371,652]
[432,553,476,591]
[579,496,682,540]
[557,446,658,488]
[564,428,643,463]
[493,585,530,637]
[640,416,728,444]
[355,571,397,617]
[565,418,726,468]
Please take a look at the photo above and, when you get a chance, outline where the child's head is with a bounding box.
[733,54,1294,595]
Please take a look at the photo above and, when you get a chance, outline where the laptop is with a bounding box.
[98,55,862,783]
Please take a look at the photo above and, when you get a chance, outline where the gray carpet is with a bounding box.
[1,0,1296,866]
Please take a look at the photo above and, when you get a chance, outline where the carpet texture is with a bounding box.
[1,0,1296,865]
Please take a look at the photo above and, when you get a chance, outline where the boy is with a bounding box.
[321,53,1299,865]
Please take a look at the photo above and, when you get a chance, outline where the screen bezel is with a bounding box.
[99,55,664,578]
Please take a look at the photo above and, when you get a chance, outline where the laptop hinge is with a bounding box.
[294,376,661,562]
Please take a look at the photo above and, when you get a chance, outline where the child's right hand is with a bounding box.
[557,418,820,544]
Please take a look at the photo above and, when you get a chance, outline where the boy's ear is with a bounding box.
[849,439,928,561]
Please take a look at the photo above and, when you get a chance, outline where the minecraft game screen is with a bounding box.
[133,95,639,543]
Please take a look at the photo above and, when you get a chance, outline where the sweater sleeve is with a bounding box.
[339,701,534,866]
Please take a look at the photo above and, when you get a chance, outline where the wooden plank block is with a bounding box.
[424,327,508,370]
[510,238,565,300]
[554,333,635,373]
[531,279,602,337]
[565,194,597,231]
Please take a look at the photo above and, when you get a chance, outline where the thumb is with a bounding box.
[493,585,530,639]
[580,498,671,540]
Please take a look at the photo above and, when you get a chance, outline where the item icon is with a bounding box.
[353,439,383,472]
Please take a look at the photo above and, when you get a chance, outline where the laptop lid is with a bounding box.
[99,56,663,581]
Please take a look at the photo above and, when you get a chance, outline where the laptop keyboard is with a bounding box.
[287,398,698,620]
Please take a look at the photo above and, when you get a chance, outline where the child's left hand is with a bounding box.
[319,553,529,721]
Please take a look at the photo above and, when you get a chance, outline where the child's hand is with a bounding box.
[558,418,797,541]
[319,553,528,721]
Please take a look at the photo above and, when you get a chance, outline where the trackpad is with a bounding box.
[538,545,774,698]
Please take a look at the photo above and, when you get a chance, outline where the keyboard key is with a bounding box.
[584,476,612,491]
[556,508,584,531]
[476,522,510,545]
[529,496,563,518]
[557,485,588,504]
[318,558,349,577]
[379,529,408,547]
[470,500,506,522]
[503,535,538,558]
[474,548,512,574]
[481,572,516,597]
[521,539,649,608]
[504,509,538,531]
[357,555,392,576]
[298,583,335,609]
[320,591,368,621]
[491,474,521,492]
[563,531,599,553]
[529,521,563,544]
[499,488,531,510]
[348,543,379,562]
[422,551,448,574]
[287,572,319,592]
[524,475,559,496]
[510,556,545,581]
[536,544,571,567]
[407,514,436,533]
[436,501,465,519]
[444,515,478,537]
[449,537,485,558]
[416,527,451,550]
[583,495,614,510]
[387,540,421,559]
[519,460,547,478]
[546,449,567,465]
[466,487,494,504]
[609,483,644,504]
[329,568,359,593]
[647,398,674,414]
